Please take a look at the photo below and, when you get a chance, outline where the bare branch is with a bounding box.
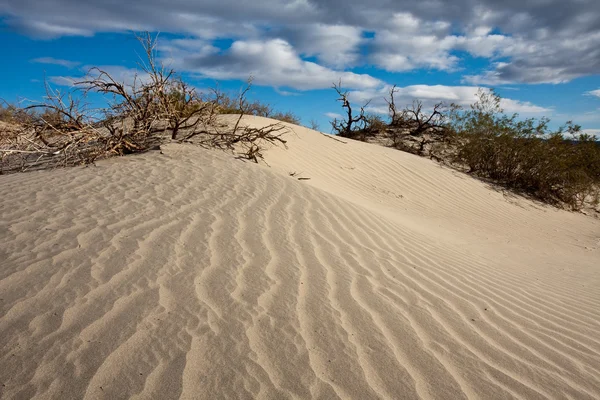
[330,80,369,138]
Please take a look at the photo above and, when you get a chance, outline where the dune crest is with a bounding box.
[1,116,599,399]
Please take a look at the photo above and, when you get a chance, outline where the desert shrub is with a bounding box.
[196,81,288,162]
[307,119,320,131]
[158,78,219,140]
[212,87,300,124]
[384,85,457,157]
[451,90,600,209]
[330,80,370,139]
[339,83,600,210]
[346,114,387,141]
[0,33,288,173]
[0,103,18,146]
[0,102,17,123]
[214,93,270,116]
[364,114,387,132]
[269,111,301,125]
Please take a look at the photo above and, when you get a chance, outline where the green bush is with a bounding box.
[451,90,600,209]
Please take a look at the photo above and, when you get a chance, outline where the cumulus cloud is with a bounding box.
[368,12,461,72]
[465,30,600,84]
[278,24,364,68]
[3,0,600,84]
[163,38,382,90]
[371,32,460,72]
[499,98,551,114]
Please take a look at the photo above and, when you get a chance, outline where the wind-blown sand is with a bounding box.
[1,116,599,399]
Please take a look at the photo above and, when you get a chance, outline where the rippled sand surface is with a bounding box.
[1,116,599,399]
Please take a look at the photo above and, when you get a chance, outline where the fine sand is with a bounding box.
[1,116,599,399]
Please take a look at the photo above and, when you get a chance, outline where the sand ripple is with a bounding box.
[1,120,599,399]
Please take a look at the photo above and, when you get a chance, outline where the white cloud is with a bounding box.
[347,84,550,116]
[166,38,382,91]
[287,24,364,68]
[325,112,343,119]
[370,13,461,72]
[499,98,550,114]
[368,12,515,74]
[582,129,600,137]
[12,19,93,38]
[454,34,509,58]
[32,57,80,68]
[50,65,151,89]
[464,30,600,84]
[585,89,600,98]
[48,76,77,86]
[4,0,600,86]
[463,63,513,86]
[371,34,460,72]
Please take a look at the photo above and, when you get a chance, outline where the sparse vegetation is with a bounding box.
[200,80,288,163]
[451,90,600,209]
[385,85,456,157]
[307,119,320,131]
[212,85,300,124]
[328,83,600,211]
[0,33,289,174]
[0,102,18,124]
[1,33,598,212]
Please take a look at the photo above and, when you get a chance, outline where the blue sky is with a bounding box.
[1,0,600,135]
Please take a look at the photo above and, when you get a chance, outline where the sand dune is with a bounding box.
[1,116,599,399]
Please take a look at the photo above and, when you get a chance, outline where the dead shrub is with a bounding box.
[0,33,288,173]
[197,80,288,163]
[384,85,456,157]
[212,85,300,124]
[330,80,370,139]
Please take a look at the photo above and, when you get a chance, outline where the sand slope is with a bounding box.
[1,116,599,399]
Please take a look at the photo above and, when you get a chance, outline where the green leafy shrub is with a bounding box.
[451,90,600,209]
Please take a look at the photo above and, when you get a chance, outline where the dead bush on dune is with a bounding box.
[385,85,456,158]
[307,119,320,131]
[0,101,19,124]
[0,102,22,144]
[269,111,301,125]
[212,84,300,125]
[0,33,174,173]
[199,80,288,163]
[0,33,288,173]
[77,32,220,145]
[327,83,456,158]
[0,83,112,173]
[330,80,371,139]
[326,82,599,210]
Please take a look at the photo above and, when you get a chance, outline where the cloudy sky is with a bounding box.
[1,0,600,133]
